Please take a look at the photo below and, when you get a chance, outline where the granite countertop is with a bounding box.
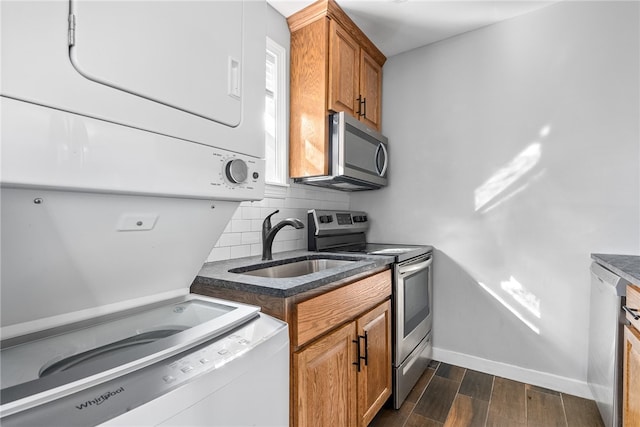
[591,253,640,285]
[192,250,395,298]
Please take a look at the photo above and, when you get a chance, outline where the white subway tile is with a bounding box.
[250,243,262,257]
[241,206,263,220]
[285,197,307,209]
[293,240,306,251]
[241,231,261,245]
[217,233,242,247]
[250,198,269,207]
[260,207,280,218]
[230,245,251,259]
[271,240,286,254]
[289,186,306,199]
[207,246,231,262]
[251,219,263,232]
[281,240,299,252]
[275,229,304,241]
[267,198,285,208]
[231,207,243,220]
[231,219,252,233]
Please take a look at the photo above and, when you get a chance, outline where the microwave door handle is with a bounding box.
[375,143,388,177]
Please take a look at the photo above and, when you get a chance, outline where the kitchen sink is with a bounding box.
[229,257,357,278]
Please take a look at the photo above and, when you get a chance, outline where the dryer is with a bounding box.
[1,0,267,333]
[2,0,266,158]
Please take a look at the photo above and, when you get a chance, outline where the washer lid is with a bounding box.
[0,294,259,416]
[69,0,243,127]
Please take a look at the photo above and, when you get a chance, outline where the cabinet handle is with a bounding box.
[353,333,368,372]
[356,95,363,117]
[624,306,640,320]
[352,338,361,372]
[362,97,367,118]
[362,332,369,366]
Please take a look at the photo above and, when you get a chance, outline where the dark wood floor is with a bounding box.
[369,361,605,427]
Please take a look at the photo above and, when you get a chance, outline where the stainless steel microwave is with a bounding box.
[294,112,388,191]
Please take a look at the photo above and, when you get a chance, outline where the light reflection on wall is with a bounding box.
[478,280,541,335]
[501,276,541,318]
[474,142,542,212]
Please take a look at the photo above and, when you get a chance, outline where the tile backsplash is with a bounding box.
[206,183,350,262]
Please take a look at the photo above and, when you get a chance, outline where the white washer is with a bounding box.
[1,295,289,426]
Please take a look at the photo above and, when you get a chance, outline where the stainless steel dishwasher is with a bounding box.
[588,262,629,427]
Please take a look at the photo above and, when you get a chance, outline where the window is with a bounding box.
[265,37,287,190]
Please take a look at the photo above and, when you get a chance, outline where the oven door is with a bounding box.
[395,254,433,365]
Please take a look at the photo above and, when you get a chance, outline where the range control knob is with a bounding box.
[319,215,333,224]
[225,159,248,184]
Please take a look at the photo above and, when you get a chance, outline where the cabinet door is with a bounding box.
[624,324,640,427]
[359,50,382,131]
[356,300,392,427]
[294,321,358,427]
[329,20,360,117]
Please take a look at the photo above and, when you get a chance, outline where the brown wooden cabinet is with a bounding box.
[294,299,391,427]
[623,284,640,427]
[288,0,386,178]
[358,50,382,131]
[356,300,392,426]
[294,321,357,426]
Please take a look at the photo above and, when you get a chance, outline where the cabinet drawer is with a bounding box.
[294,269,391,348]
[627,285,640,331]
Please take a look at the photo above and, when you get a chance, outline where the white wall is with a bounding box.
[352,1,639,397]
[207,5,351,262]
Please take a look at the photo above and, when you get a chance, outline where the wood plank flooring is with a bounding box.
[369,361,605,427]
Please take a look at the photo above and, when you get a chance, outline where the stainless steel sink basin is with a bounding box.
[230,258,356,278]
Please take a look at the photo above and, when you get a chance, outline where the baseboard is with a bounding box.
[432,347,593,399]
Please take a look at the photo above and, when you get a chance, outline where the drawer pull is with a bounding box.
[623,306,640,320]
[352,333,368,371]
[363,332,369,366]
[353,338,361,372]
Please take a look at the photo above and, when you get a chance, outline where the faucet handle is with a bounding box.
[263,210,280,232]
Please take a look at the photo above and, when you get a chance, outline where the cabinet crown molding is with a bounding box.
[287,0,386,67]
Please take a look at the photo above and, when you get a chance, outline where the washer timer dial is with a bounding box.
[225,159,248,184]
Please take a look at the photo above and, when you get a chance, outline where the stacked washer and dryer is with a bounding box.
[1,1,289,425]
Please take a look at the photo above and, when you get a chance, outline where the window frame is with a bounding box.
[264,37,288,197]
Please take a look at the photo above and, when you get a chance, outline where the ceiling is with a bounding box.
[267,0,557,57]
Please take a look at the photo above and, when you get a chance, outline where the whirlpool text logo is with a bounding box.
[75,387,125,410]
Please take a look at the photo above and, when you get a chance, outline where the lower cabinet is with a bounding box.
[294,321,357,426]
[294,299,392,427]
[623,325,640,427]
[357,300,392,426]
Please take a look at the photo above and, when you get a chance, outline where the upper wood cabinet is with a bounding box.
[358,50,382,130]
[288,0,386,178]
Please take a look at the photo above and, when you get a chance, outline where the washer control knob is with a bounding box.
[225,159,248,184]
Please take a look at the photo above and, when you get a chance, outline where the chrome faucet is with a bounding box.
[262,210,304,261]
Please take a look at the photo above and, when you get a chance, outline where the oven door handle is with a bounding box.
[399,257,432,275]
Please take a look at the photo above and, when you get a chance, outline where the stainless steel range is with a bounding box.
[308,209,433,409]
